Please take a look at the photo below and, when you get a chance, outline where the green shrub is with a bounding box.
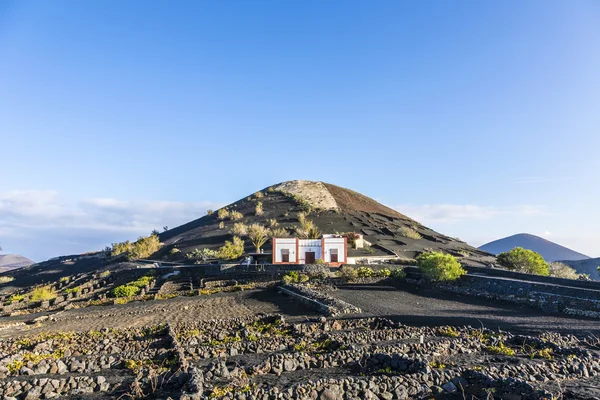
[417,252,465,282]
[268,218,279,228]
[232,222,248,236]
[271,227,289,238]
[130,275,153,288]
[219,221,225,229]
[390,269,407,280]
[254,191,264,199]
[487,342,515,356]
[30,286,57,302]
[339,266,358,282]
[59,277,70,283]
[294,219,321,239]
[217,208,230,220]
[112,285,141,298]
[99,270,111,278]
[0,276,15,284]
[497,247,549,276]
[206,209,214,215]
[282,274,294,284]
[298,273,309,283]
[230,210,243,220]
[399,226,422,240]
[64,287,81,294]
[314,258,326,265]
[357,266,374,278]
[218,237,245,260]
[170,248,181,255]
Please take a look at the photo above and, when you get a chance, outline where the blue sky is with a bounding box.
[1,1,599,261]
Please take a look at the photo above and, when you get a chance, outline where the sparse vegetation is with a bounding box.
[282,271,310,284]
[268,218,279,228]
[248,224,271,252]
[254,191,264,199]
[294,219,321,239]
[399,226,422,240]
[219,221,225,229]
[487,342,516,356]
[206,209,213,215]
[218,236,245,260]
[30,286,57,302]
[271,227,289,237]
[255,202,264,216]
[0,276,15,284]
[417,252,466,282]
[357,266,374,278]
[376,268,391,278]
[497,247,549,276]
[339,266,358,282]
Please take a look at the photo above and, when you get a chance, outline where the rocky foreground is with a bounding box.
[1,313,599,399]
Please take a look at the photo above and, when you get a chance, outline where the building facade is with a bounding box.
[272,235,347,266]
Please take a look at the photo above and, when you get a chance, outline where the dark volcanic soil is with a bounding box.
[331,282,600,336]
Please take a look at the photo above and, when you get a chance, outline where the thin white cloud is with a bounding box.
[395,204,543,224]
[0,190,222,261]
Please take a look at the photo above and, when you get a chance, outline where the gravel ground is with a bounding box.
[331,282,600,336]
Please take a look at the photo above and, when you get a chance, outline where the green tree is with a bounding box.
[218,236,245,260]
[497,247,549,276]
[417,252,466,282]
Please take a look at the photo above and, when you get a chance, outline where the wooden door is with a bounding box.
[305,252,315,264]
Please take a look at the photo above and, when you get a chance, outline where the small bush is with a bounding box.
[110,233,161,260]
[487,342,515,356]
[206,209,214,215]
[112,285,141,298]
[248,224,270,252]
[217,208,230,220]
[64,287,81,294]
[254,191,264,199]
[417,252,466,282]
[30,287,57,302]
[343,232,360,248]
[548,262,579,280]
[314,258,326,265]
[255,202,264,216]
[339,266,358,282]
[298,273,309,283]
[170,248,181,255]
[0,276,15,284]
[271,227,289,237]
[230,210,243,221]
[399,226,422,239]
[390,269,407,280]
[357,266,374,278]
[99,270,111,278]
[268,218,279,228]
[232,222,248,236]
[8,294,25,303]
[59,277,70,283]
[219,221,225,229]
[282,274,294,285]
[497,247,549,276]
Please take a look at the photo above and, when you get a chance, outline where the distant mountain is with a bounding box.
[479,233,590,262]
[560,258,600,279]
[0,254,34,272]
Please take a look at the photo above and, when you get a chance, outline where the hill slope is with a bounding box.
[160,180,495,266]
[0,254,34,272]
[479,233,590,262]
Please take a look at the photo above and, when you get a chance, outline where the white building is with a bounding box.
[272,235,347,266]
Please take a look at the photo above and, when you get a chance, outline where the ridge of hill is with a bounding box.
[479,233,590,262]
[160,180,494,266]
[0,254,34,272]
